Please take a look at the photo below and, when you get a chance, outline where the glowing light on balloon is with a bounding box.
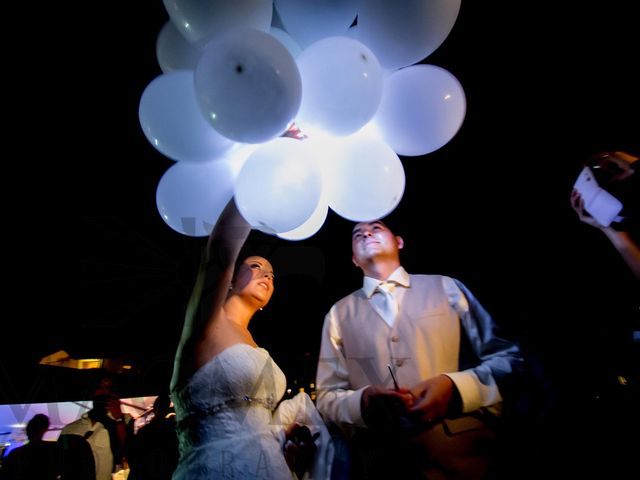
[163,0,273,46]
[324,137,405,221]
[274,0,357,48]
[194,28,302,144]
[223,143,261,178]
[142,1,465,238]
[356,0,461,70]
[139,70,234,163]
[296,36,383,136]
[269,27,302,59]
[372,64,466,156]
[156,21,202,73]
[234,138,322,233]
[277,196,329,240]
[156,160,236,237]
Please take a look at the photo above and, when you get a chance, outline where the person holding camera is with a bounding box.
[571,150,640,280]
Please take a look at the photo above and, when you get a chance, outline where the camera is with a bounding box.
[573,167,623,227]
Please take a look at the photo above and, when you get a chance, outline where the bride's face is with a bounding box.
[234,256,275,307]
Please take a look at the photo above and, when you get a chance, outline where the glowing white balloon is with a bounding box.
[277,197,328,240]
[156,21,202,73]
[325,138,405,221]
[163,0,272,46]
[235,138,322,234]
[194,28,302,144]
[274,0,357,48]
[296,36,383,136]
[156,160,236,237]
[269,27,302,59]
[373,64,466,156]
[139,70,234,163]
[356,0,461,70]
[222,143,260,178]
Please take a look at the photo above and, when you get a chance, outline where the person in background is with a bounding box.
[570,150,639,280]
[170,198,332,479]
[127,393,178,480]
[568,149,639,477]
[58,395,128,480]
[88,376,135,473]
[316,219,524,479]
[0,413,57,480]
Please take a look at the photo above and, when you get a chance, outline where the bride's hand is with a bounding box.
[284,423,318,478]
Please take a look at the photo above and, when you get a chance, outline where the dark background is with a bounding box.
[2,1,638,475]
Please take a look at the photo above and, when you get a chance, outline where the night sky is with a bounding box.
[3,0,638,448]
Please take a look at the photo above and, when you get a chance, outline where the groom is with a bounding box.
[315,219,524,479]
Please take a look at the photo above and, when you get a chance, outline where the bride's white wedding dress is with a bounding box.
[172,343,332,479]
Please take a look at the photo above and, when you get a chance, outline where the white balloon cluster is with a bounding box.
[140,0,465,240]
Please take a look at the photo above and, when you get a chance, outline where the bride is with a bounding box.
[170,198,333,479]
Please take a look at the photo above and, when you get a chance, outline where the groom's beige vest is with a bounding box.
[328,274,497,478]
[333,274,461,390]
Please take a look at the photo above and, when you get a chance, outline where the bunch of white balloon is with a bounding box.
[139,0,465,240]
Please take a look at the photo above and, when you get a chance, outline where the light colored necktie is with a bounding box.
[374,281,398,327]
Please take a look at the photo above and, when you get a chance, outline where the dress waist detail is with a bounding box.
[176,394,276,430]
